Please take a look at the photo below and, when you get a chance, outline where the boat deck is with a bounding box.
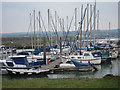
[41,57,61,70]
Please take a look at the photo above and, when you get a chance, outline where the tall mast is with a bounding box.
[55,11,57,45]
[57,15,59,44]
[93,1,96,44]
[80,5,83,50]
[36,16,39,48]
[67,16,68,31]
[75,8,77,48]
[109,22,110,44]
[83,11,86,48]
[48,9,51,47]
[30,13,33,57]
[38,11,41,48]
[62,19,65,42]
[97,10,99,31]
[33,10,36,49]
[75,8,77,31]
[86,4,89,47]
[90,5,92,43]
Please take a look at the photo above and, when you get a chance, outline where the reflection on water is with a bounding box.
[2,59,120,80]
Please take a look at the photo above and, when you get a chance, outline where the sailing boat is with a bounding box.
[62,50,101,65]
[61,4,101,65]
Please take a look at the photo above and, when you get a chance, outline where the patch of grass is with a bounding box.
[2,77,119,88]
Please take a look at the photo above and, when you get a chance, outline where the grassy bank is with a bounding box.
[2,76,119,88]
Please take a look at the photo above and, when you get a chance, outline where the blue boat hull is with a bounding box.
[71,60,90,67]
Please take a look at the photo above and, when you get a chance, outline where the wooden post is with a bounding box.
[60,37,62,55]
[70,36,72,48]
[43,37,47,65]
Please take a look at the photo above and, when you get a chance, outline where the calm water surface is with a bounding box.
[2,59,120,80]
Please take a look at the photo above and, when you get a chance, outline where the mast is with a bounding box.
[33,10,36,49]
[29,13,33,58]
[75,8,77,48]
[80,5,83,50]
[62,19,65,42]
[66,16,69,46]
[86,4,89,47]
[58,16,59,36]
[75,8,77,31]
[97,10,99,31]
[90,5,92,44]
[93,1,96,44]
[55,11,57,45]
[48,9,50,47]
[67,16,68,31]
[36,16,39,48]
[109,22,110,44]
[38,11,41,49]
[83,11,86,48]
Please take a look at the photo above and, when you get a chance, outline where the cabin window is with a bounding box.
[84,53,90,56]
[6,62,14,66]
[71,57,75,58]
[78,57,81,59]
[74,53,78,55]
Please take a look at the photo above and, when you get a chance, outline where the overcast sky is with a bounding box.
[2,2,118,33]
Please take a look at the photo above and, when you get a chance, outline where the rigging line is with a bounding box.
[26,13,32,37]
[64,11,75,46]
[56,13,65,31]
[56,13,68,38]
[59,18,62,32]
[75,7,87,44]
[84,7,94,41]
[50,12,58,36]
[40,14,51,47]
[82,18,96,47]
[36,16,42,48]
[83,8,96,46]
[70,7,87,53]
[50,21,56,37]
[62,18,67,33]
[36,17,39,48]
[50,13,60,45]
[36,16,45,37]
